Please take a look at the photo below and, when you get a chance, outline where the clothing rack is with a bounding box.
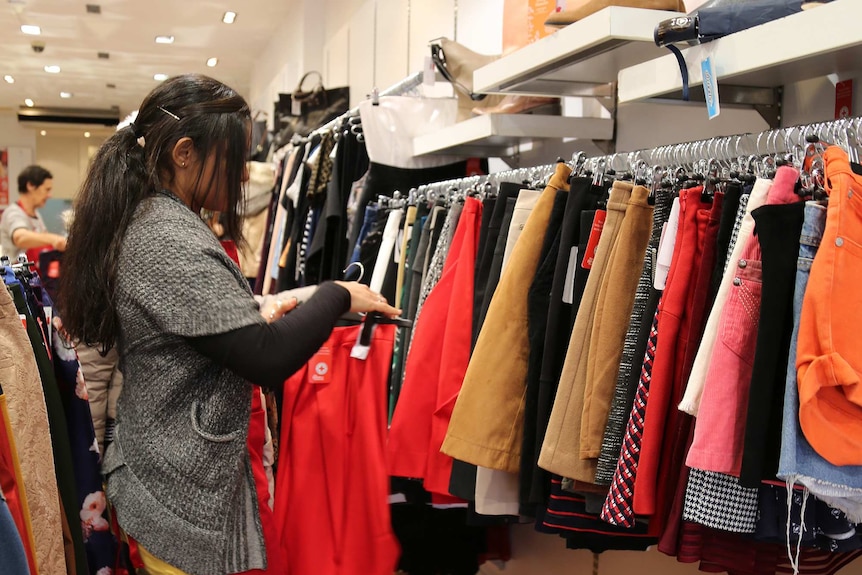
[411,116,862,199]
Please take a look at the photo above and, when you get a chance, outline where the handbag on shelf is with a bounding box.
[430,39,557,120]
[274,71,350,144]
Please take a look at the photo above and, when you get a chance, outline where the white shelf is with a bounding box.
[473,6,684,97]
[618,0,862,103]
[413,114,614,157]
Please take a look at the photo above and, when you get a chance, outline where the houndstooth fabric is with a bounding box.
[683,468,759,533]
[595,189,673,485]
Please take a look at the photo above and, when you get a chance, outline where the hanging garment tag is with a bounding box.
[424,56,435,86]
[291,99,302,117]
[308,345,333,384]
[701,56,721,119]
[581,210,606,270]
[19,314,26,329]
[562,247,579,304]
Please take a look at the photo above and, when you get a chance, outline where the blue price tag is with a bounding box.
[701,56,721,119]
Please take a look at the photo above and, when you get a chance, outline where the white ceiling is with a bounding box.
[0,0,295,119]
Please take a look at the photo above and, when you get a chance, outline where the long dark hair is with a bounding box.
[59,74,251,352]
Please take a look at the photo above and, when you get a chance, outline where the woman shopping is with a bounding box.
[58,74,399,575]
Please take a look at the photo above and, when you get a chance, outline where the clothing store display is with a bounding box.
[595,187,673,484]
[442,163,572,473]
[389,198,483,496]
[580,184,654,460]
[539,180,633,482]
[679,178,771,415]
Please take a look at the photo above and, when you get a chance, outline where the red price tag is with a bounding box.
[309,345,333,384]
[581,210,606,270]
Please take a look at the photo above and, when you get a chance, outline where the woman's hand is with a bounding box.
[334,281,401,317]
[260,297,299,323]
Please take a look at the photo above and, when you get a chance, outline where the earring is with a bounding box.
[181,162,186,167]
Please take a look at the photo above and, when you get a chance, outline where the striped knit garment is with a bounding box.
[600,309,660,527]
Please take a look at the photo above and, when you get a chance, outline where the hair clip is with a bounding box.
[158,106,181,121]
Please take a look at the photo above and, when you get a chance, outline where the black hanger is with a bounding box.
[359,312,412,346]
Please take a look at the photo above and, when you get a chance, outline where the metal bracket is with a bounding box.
[644,85,783,129]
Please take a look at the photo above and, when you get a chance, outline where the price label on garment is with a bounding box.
[19,314,26,330]
[309,345,333,384]
[291,99,302,117]
[701,56,721,120]
[581,210,606,270]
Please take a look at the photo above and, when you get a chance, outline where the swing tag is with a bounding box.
[581,210,606,270]
[19,314,26,329]
[291,99,302,117]
[701,56,721,119]
[308,345,333,384]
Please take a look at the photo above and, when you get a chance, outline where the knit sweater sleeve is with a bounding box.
[187,282,351,389]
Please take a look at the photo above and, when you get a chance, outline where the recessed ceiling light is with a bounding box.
[60,91,72,98]
[222,11,237,24]
[206,57,218,67]
[21,25,41,36]
[44,65,61,74]
[153,73,168,81]
[24,98,34,107]
[155,35,174,44]
[40,130,47,136]
[84,131,91,138]
[4,75,14,84]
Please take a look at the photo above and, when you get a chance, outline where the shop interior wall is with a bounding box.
[247,4,862,573]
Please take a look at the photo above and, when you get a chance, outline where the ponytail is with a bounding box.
[59,125,152,352]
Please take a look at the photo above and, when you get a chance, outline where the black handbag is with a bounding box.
[274,72,349,145]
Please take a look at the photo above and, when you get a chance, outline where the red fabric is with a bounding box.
[388,198,483,497]
[221,240,240,266]
[635,189,711,520]
[274,324,399,575]
[239,387,286,575]
[0,400,37,575]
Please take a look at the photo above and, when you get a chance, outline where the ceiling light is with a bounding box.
[24,98,34,107]
[21,25,41,36]
[84,132,91,138]
[206,57,218,67]
[153,73,168,81]
[4,75,13,84]
[60,91,72,98]
[44,65,61,74]
[155,35,174,44]
[222,11,237,24]
[40,130,47,136]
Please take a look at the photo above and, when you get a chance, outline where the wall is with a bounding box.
[0,112,36,209]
